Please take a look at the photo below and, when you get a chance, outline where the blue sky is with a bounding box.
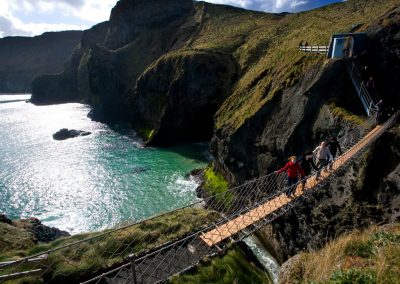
[0,0,343,38]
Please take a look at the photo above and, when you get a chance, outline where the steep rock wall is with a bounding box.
[252,8,400,263]
[0,31,82,93]
[31,22,109,104]
[132,50,238,145]
[32,0,200,123]
[258,124,400,262]
[211,59,365,184]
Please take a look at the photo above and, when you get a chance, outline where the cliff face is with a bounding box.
[32,0,198,119]
[31,22,109,105]
[0,31,82,93]
[133,50,238,145]
[105,0,194,49]
[247,8,400,263]
[11,0,400,278]
[257,124,400,263]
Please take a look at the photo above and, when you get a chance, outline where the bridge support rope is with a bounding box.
[0,112,398,284]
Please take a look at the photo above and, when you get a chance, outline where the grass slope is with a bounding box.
[285,224,400,283]
[188,0,400,132]
[0,208,219,283]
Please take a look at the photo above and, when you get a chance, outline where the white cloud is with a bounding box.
[0,0,117,37]
[0,0,329,38]
[204,0,310,12]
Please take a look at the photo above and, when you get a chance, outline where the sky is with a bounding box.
[0,0,343,38]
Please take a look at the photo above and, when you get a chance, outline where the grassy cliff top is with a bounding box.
[189,0,400,132]
[0,208,219,283]
[283,223,400,283]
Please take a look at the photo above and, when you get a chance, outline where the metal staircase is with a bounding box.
[344,57,380,117]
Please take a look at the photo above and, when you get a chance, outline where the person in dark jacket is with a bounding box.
[299,151,318,187]
[300,151,318,176]
[328,137,342,159]
[275,156,305,197]
[375,99,386,124]
[327,137,342,169]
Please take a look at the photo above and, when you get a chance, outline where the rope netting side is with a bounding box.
[0,112,396,284]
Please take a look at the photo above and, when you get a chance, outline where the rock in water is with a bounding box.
[53,128,92,140]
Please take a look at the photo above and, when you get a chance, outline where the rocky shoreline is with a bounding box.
[0,214,70,245]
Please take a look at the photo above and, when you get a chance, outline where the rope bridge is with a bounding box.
[0,112,398,284]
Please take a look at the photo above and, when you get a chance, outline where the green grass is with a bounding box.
[329,269,377,284]
[284,224,400,284]
[203,165,234,209]
[169,245,272,284]
[0,208,220,283]
[192,0,400,133]
[328,102,366,126]
[138,127,155,141]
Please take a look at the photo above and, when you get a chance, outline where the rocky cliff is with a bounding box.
[29,0,400,269]
[0,214,69,254]
[0,31,82,93]
[248,6,400,264]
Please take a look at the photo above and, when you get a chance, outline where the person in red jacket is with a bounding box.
[275,156,305,197]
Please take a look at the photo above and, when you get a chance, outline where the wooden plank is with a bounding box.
[200,125,382,247]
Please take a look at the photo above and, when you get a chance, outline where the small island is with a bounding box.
[53,128,92,140]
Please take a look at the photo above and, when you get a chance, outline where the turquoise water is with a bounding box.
[0,95,209,234]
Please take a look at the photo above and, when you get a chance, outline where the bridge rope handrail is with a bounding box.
[0,112,397,283]
[86,112,397,284]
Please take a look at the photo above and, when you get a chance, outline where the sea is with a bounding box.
[0,94,209,234]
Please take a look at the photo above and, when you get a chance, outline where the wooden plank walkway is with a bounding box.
[200,125,383,247]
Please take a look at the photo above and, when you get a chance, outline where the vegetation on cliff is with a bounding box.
[0,208,218,283]
[169,244,271,284]
[203,164,234,208]
[21,0,400,281]
[281,224,400,284]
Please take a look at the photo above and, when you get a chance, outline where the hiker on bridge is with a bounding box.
[375,99,386,124]
[327,137,342,169]
[313,142,333,179]
[275,156,305,197]
[300,151,318,177]
[299,151,318,187]
[366,76,376,96]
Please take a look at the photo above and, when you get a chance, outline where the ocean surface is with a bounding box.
[0,94,209,234]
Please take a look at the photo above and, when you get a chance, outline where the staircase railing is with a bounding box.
[344,57,380,117]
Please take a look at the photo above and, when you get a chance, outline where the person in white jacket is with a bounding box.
[313,141,333,178]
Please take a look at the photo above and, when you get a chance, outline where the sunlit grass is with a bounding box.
[0,208,219,283]
[285,224,400,283]
[192,0,400,132]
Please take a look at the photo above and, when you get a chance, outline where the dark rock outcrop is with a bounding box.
[365,6,400,108]
[32,0,198,123]
[13,217,70,243]
[53,128,92,140]
[31,22,109,105]
[0,214,12,225]
[132,50,238,145]
[212,59,364,185]
[105,0,194,49]
[0,215,70,250]
[0,31,82,93]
